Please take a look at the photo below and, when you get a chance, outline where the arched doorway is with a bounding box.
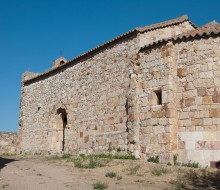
[57,108,68,151]
[48,105,69,153]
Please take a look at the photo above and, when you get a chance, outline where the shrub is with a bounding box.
[80,154,135,160]
[73,157,110,169]
[173,154,180,166]
[117,175,122,180]
[93,182,108,190]
[105,172,117,178]
[147,155,159,163]
[127,164,141,175]
[61,153,72,159]
[113,154,135,160]
[170,179,186,190]
[167,162,172,166]
[151,167,168,176]
[181,160,200,168]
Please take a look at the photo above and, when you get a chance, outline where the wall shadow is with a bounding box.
[184,169,220,189]
[0,157,17,170]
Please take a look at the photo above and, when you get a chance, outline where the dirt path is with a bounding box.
[1,156,218,190]
[0,156,91,190]
[0,156,173,190]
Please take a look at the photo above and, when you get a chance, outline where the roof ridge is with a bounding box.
[140,20,220,51]
[136,15,192,32]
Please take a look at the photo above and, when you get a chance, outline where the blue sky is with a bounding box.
[0,0,220,132]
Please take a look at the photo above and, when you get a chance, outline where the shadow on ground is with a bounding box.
[184,169,220,190]
[0,157,17,170]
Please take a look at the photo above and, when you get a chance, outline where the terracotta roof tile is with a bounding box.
[136,15,196,32]
[142,21,220,49]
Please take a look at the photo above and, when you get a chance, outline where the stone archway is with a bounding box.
[48,104,68,153]
[57,108,67,151]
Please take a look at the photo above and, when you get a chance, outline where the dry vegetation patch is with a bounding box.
[1,154,220,190]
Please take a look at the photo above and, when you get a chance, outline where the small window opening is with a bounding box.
[155,90,162,105]
[60,60,65,65]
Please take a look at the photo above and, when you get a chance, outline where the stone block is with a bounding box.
[150,136,158,144]
[158,118,168,125]
[165,109,176,118]
[206,141,220,150]
[178,132,192,141]
[216,131,220,140]
[203,132,216,141]
[128,112,139,122]
[151,71,161,79]
[140,126,153,134]
[177,68,186,78]
[179,112,189,119]
[84,136,89,143]
[195,140,206,150]
[158,133,171,144]
[185,97,195,107]
[165,125,178,133]
[178,141,185,149]
[203,150,217,162]
[140,145,146,153]
[187,150,204,162]
[186,126,196,132]
[98,139,106,146]
[178,127,186,132]
[203,118,213,126]
[197,88,207,96]
[191,132,203,140]
[152,110,166,118]
[213,118,220,125]
[177,149,188,162]
[195,126,204,131]
[200,71,213,79]
[210,109,220,118]
[202,96,213,105]
[185,140,195,150]
[192,118,203,126]
[182,119,191,127]
[153,126,165,134]
[204,126,216,131]
[212,95,220,103]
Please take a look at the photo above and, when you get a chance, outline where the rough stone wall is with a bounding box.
[129,34,220,166]
[0,132,17,155]
[138,22,194,47]
[19,36,138,155]
[129,42,178,163]
[19,21,194,156]
[175,36,220,167]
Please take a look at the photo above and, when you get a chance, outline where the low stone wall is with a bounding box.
[0,132,18,155]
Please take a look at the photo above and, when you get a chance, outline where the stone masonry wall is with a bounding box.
[19,21,194,156]
[129,42,178,163]
[0,132,18,155]
[19,35,138,155]
[175,36,220,167]
[134,35,220,166]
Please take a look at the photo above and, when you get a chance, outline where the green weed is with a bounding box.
[147,155,159,163]
[93,182,108,190]
[151,167,168,176]
[105,172,117,178]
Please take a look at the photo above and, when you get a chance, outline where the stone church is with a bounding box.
[18,15,220,166]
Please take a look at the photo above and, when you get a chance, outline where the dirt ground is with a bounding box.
[0,155,220,190]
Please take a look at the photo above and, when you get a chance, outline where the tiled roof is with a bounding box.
[141,20,220,49]
[136,15,196,32]
[24,15,195,85]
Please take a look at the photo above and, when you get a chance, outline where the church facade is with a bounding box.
[18,15,220,166]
